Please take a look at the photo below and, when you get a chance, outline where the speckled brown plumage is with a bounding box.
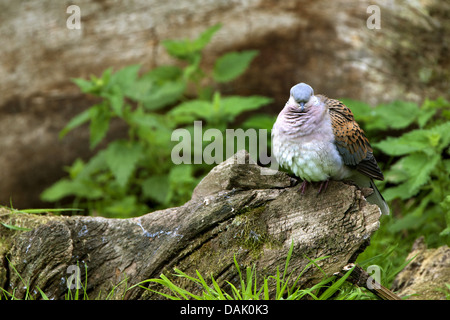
[319,95,385,181]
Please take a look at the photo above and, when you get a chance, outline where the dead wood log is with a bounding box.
[0,151,381,300]
[334,263,402,300]
[391,237,450,300]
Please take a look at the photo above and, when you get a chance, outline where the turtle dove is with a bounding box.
[271,83,389,215]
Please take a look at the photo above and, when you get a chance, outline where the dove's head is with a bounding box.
[289,83,315,112]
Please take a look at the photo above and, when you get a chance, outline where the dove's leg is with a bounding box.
[317,179,330,194]
[298,180,308,194]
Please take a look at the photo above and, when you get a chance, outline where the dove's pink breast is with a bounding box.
[272,132,351,182]
[272,108,352,182]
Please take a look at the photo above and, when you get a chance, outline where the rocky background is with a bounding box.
[0,0,449,209]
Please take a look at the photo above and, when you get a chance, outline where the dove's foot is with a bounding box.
[317,179,330,194]
[298,180,308,194]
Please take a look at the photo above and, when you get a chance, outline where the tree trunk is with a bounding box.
[0,151,381,300]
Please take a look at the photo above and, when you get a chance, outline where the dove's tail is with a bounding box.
[367,179,390,215]
[350,173,390,215]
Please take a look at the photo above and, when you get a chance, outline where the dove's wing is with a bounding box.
[318,95,384,181]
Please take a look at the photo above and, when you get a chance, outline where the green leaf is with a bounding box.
[127,73,186,110]
[72,78,95,93]
[126,108,173,145]
[101,85,124,116]
[162,24,221,61]
[403,153,439,192]
[40,179,102,202]
[220,96,272,120]
[89,103,111,149]
[142,175,170,204]
[126,79,154,102]
[128,65,183,103]
[162,39,193,60]
[375,101,420,130]
[166,165,197,204]
[421,97,450,127]
[384,165,409,184]
[66,158,85,179]
[430,121,450,150]
[375,129,434,156]
[417,108,438,128]
[242,114,277,130]
[59,108,92,139]
[75,68,113,95]
[109,64,141,94]
[141,65,183,83]
[142,81,186,110]
[105,140,143,188]
[182,54,202,82]
[376,121,450,156]
[76,150,107,179]
[99,67,113,85]
[103,195,148,218]
[0,222,32,232]
[382,183,411,202]
[169,165,195,184]
[388,212,427,232]
[213,50,259,83]
[340,99,373,120]
[384,152,440,200]
[439,226,450,237]
[40,179,75,202]
[168,100,213,122]
[192,23,222,52]
[441,195,450,211]
[127,108,164,129]
[438,198,450,237]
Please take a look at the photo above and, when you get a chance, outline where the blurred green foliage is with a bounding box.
[41,24,272,217]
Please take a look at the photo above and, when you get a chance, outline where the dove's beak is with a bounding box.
[299,102,305,112]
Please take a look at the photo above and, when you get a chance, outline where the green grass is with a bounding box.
[129,241,375,300]
[356,215,417,289]
[0,256,58,300]
[0,204,83,232]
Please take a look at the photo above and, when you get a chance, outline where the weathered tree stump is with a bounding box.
[0,151,381,300]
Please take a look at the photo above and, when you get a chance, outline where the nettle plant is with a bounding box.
[343,97,450,246]
[41,24,272,217]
